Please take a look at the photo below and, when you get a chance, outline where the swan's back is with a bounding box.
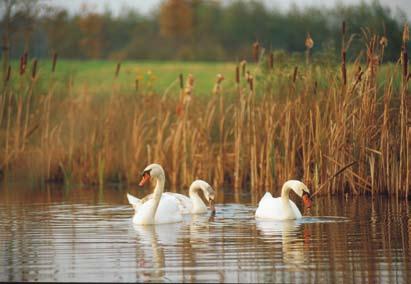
[255,192,302,220]
[133,194,183,225]
[164,192,192,214]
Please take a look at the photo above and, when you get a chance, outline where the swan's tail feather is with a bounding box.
[127,193,142,211]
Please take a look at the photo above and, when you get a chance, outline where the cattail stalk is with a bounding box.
[115,62,121,78]
[341,21,347,86]
[52,52,58,73]
[269,52,274,70]
[31,59,38,80]
[253,41,260,62]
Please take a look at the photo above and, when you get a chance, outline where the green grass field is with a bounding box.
[11,59,243,96]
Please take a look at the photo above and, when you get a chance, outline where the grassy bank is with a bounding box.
[6,59,239,96]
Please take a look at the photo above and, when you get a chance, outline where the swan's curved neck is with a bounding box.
[189,185,207,212]
[280,183,292,201]
[148,174,165,220]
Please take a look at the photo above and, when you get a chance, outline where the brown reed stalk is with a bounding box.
[399,23,409,198]
[4,65,11,82]
[253,41,260,62]
[19,55,26,75]
[241,60,247,77]
[31,59,38,80]
[292,66,298,83]
[115,62,121,78]
[341,21,347,86]
[2,26,409,199]
[341,50,347,86]
[269,52,274,70]
[52,52,58,73]
[305,33,314,65]
[233,78,246,191]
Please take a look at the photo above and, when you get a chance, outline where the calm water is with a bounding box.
[1,183,410,283]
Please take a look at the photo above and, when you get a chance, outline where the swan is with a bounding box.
[165,180,216,214]
[255,180,313,220]
[128,163,183,225]
[128,179,216,215]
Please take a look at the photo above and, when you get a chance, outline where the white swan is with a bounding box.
[128,163,183,225]
[128,178,215,215]
[166,180,216,214]
[255,180,312,220]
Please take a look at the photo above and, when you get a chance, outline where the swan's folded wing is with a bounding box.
[164,192,192,214]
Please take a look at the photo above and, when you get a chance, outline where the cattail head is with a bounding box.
[213,74,224,94]
[187,74,194,87]
[179,73,184,90]
[23,52,28,66]
[293,66,298,83]
[252,41,260,62]
[269,52,274,69]
[240,60,247,77]
[19,55,26,75]
[184,74,195,96]
[115,62,121,77]
[235,65,240,84]
[52,52,58,73]
[305,33,314,49]
[216,73,224,84]
[246,71,253,91]
[379,36,388,47]
[402,47,408,79]
[5,65,11,82]
[403,23,409,43]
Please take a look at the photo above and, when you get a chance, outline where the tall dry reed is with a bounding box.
[0,24,410,200]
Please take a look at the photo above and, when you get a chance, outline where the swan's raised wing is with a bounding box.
[127,193,142,211]
[255,192,283,219]
[255,192,301,220]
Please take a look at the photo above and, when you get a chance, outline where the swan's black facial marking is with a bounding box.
[302,192,311,198]
[140,169,152,177]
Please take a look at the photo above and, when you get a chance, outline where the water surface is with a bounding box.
[1,183,410,282]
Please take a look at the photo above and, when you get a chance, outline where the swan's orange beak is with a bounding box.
[303,193,312,209]
[139,173,151,187]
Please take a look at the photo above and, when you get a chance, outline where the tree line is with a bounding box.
[0,0,409,62]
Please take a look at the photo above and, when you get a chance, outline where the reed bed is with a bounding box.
[0,25,410,199]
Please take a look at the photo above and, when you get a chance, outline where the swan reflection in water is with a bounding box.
[256,219,311,269]
[131,212,215,282]
[131,222,183,282]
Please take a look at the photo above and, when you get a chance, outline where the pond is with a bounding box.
[1,182,410,282]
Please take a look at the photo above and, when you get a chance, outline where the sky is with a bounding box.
[50,0,411,20]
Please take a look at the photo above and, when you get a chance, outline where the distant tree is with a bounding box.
[159,0,193,39]
[77,9,106,59]
[0,0,45,79]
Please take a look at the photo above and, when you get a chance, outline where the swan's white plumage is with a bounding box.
[131,193,183,225]
[128,179,214,216]
[128,163,183,225]
[127,193,142,211]
[164,192,193,214]
[255,180,310,220]
[255,192,302,220]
